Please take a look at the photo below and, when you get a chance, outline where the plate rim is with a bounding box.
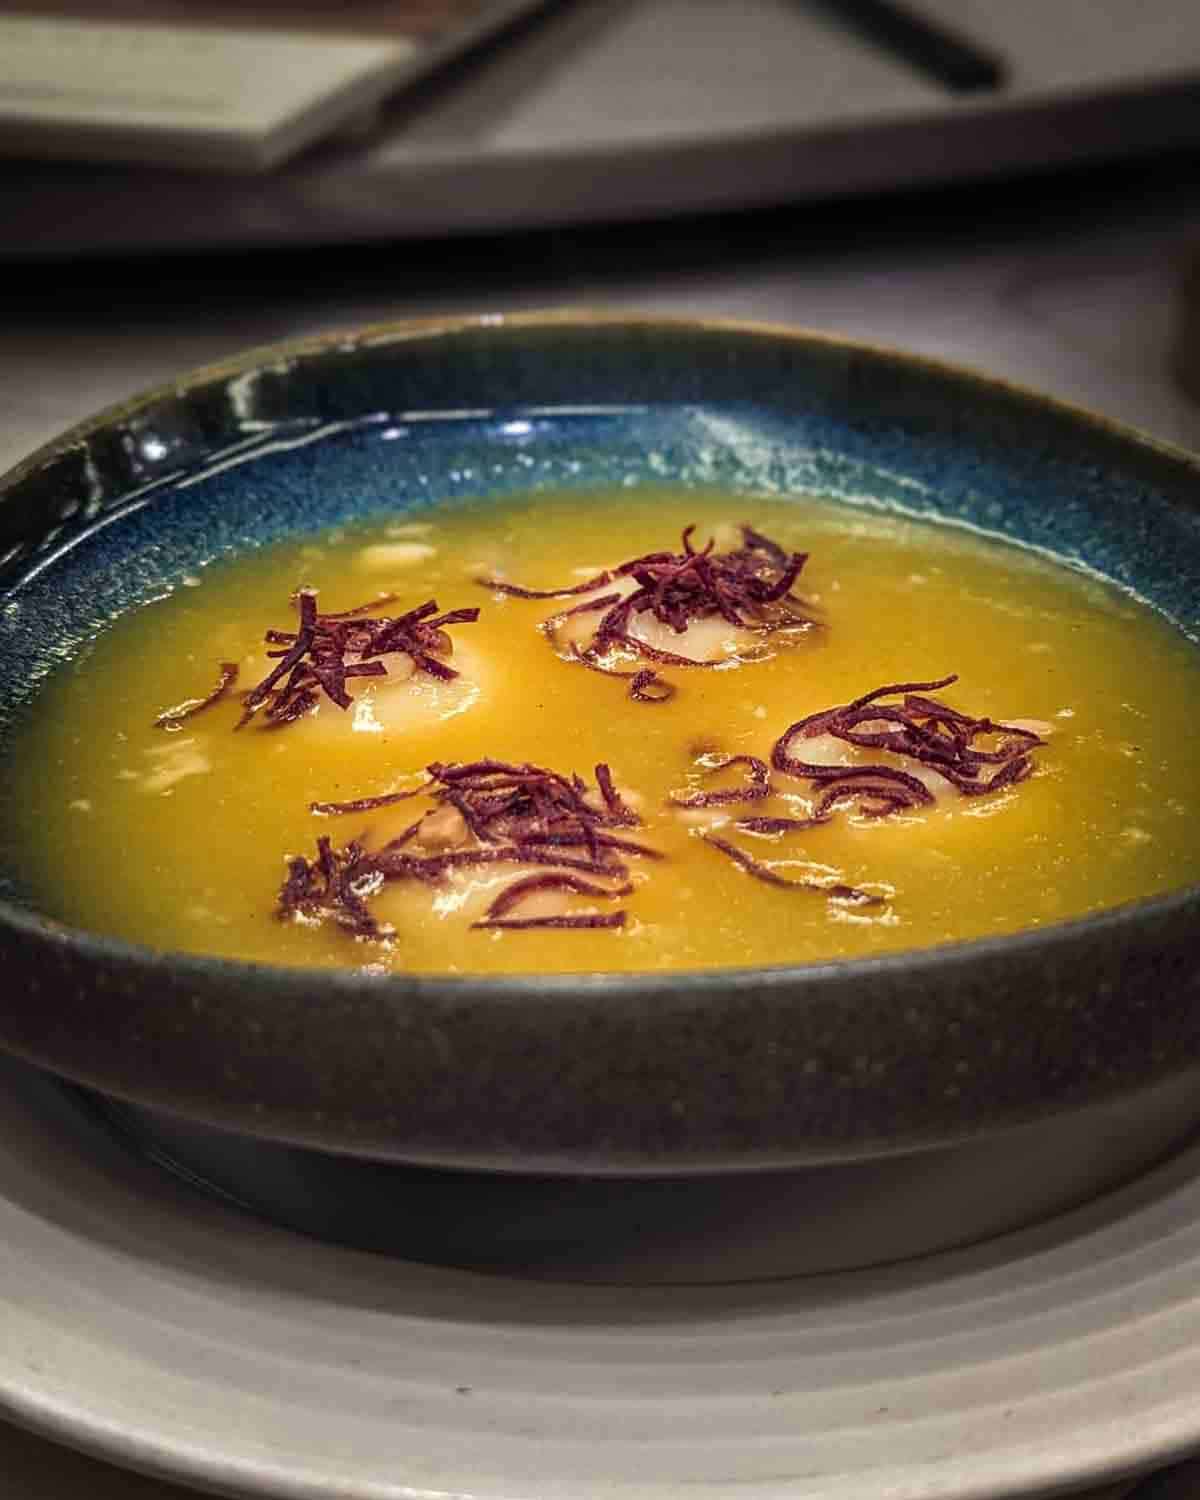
[6,1053,1200,1500]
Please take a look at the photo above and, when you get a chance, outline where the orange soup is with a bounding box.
[7,486,1200,974]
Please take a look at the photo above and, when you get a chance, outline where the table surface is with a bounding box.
[4,145,1200,1499]
[7,0,1200,249]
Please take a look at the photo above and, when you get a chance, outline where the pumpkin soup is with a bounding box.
[6,485,1199,974]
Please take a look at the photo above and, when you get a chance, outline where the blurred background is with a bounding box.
[4,3,1200,1496]
[5,0,1200,476]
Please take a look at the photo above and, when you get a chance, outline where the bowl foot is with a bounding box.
[71,1069,1200,1284]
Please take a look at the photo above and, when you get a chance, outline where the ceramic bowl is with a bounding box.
[0,312,1198,1190]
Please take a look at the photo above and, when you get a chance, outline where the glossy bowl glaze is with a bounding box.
[0,312,1198,1177]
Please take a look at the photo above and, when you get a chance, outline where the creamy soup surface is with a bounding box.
[6,486,1200,975]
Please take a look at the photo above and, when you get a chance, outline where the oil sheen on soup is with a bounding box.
[7,487,1200,975]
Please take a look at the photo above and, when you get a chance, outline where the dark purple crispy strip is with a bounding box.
[558,640,675,704]
[699,832,881,906]
[595,762,640,825]
[735,814,829,834]
[809,766,935,815]
[471,871,633,930]
[699,674,1047,915]
[309,784,429,816]
[472,912,628,931]
[281,759,659,941]
[488,524,818,694]
[239,590,480,728]
[319,592,400,619]
[772,675,1044,797]
[277,835,389,938]
[670,754,772,808]
[153,661,239,728]
[629,669,675,703]
[373,845,628,881]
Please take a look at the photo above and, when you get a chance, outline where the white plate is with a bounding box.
[6,0,1200,256]
[4,1052,1200,1500]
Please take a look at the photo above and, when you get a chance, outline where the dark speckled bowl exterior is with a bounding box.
[0,312,1198,1174]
